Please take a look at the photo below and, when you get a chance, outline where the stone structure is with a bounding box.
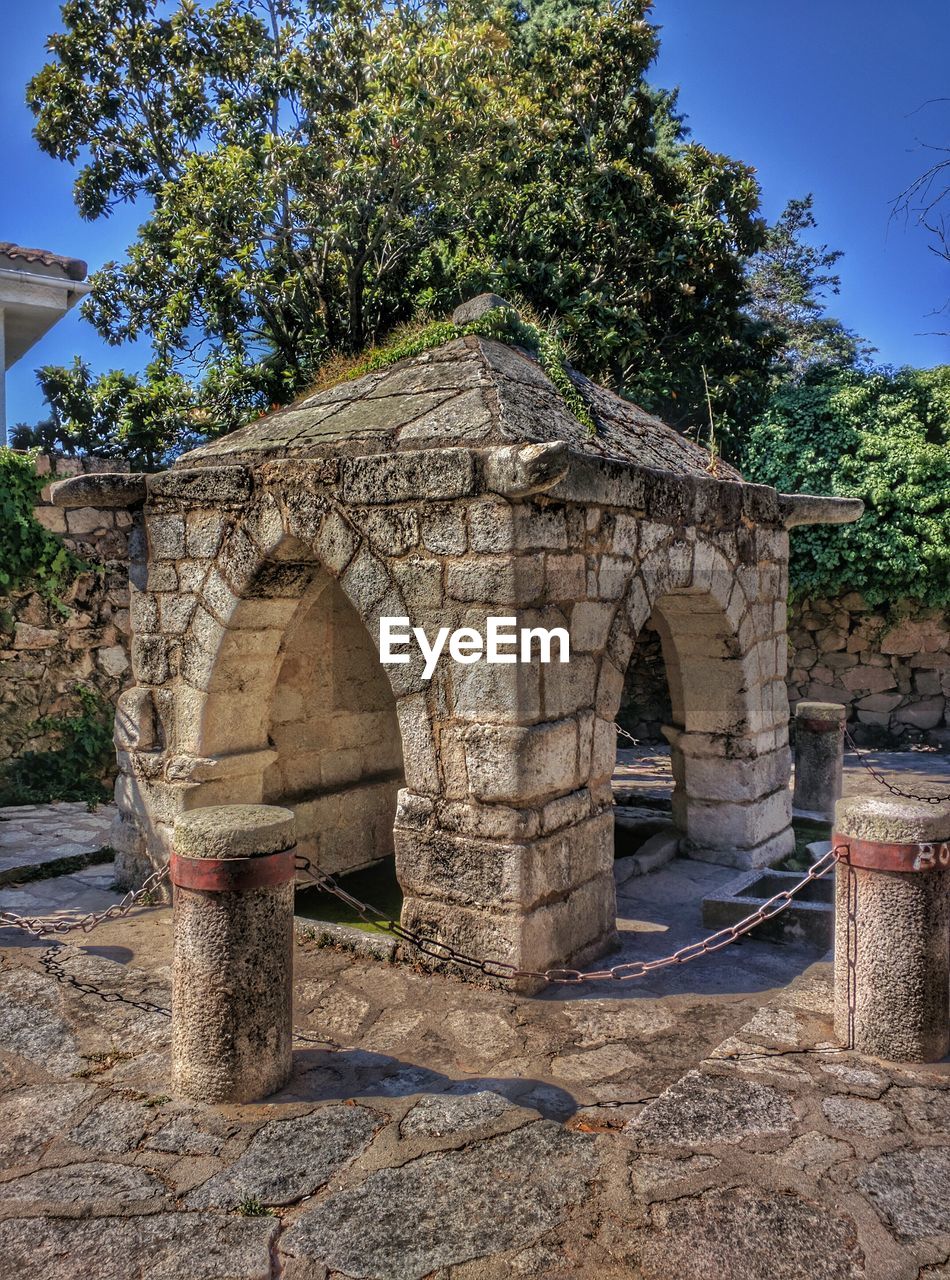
[623,595,950,748]
[791,700,845,821]
[833,794,950,1062]
[171,804,296,1102]
[50,298,861,976]
[0,455,133,765]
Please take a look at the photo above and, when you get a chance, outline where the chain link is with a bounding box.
[844,728,950,806]
[0,864,170,940]
[614,722,640,746]
[296,846,843,985]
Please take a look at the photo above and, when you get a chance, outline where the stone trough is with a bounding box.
[701,866,834,947]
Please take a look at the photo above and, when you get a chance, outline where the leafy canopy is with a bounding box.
[29,0,773,441]
[740,365,950,608]
[33,359,199,471]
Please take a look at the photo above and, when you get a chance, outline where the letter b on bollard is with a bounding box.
[833,795,950,1062]
[171,805,296,1103]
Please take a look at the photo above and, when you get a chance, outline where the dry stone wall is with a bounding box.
[787,595,950,745]
[0,455,133,763]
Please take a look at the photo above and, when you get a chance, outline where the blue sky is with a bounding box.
[2,0,948,426]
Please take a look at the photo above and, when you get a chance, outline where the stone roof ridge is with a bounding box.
[0,242,88,281]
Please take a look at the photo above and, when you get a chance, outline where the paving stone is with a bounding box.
[0,1212,278,1280]
[631,1187,865,1280]
[627,1070,796,1147]
[0,1160,168,1207]
[145,1108,231,1156]
[0,1083,96,1165]
[821,1096,894,1138]
[857,1146,950,1242]
[279,1121,599,1280]
[777,1131,854,1172]
[562,1000,675,1046]
[629,1153,720,1194]
[895,1086,950,1135]
[400,1090,521,1138]
[0,969,82,1074]
[68,1094,150,1155]
[187,1103,381,1207]
[551,1044,646,1084]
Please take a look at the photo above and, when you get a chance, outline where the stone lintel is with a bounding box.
[49,472,147,508]
[779,493,865,528]
[550,453,784,528]
[147,466,252,506]
[339,449,477,504]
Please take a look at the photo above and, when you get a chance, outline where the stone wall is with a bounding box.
[262,573,404,873]
[0,455,133,763]
[621,592,950,748]
[786,595,950,746]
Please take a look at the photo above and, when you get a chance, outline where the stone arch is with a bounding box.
[606,536,792,867]
[173,495,435,875]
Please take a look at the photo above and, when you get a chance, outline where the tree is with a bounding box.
[894,101,950,331]
[35,359,199,471]
[745,196,873,378]
[739,364,950,608]
[29,0,774,442]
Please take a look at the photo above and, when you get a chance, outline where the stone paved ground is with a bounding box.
[0,754,947,1278]
[0,919,947,1279]
[614,743,950,806]
[0,802,113,885]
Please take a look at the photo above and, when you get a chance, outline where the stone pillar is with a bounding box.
[171,804,297,1102]
[833,795,950,1062]
[793,701,845,820]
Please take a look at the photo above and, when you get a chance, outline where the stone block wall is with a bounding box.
[0,454,133,763]
[786,595,949,745]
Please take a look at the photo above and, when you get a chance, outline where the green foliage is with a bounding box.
[0,686,115,806]
[745,196,873,380]
[741,365,950,607]
[29,0,773,443]
[35,358,200,471]
[0,449,82,601]
[327,305,596,430]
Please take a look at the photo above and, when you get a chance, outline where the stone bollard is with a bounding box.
[793,701,846,821]
[833,795,950,1062]
[171,804,297,1103]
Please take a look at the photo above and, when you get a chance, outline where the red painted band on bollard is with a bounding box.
[799,718,843,734]
[833,834,950,874]
[170,847,297,892]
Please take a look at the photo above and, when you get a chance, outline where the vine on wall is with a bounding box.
[0,449,83,603]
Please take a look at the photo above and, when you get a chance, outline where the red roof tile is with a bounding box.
[0,242,87,281]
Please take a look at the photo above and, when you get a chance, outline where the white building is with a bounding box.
[0,242,90,446]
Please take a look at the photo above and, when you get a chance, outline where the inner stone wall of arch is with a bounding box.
[110,449,794,977]
[263,574,404,872]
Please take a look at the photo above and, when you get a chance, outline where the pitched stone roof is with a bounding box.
[181,334,741,481]
[0,242,88,281]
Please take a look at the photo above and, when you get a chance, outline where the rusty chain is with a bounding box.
[844,727,950,806]
[295,845,843,985]
[0,863,170,940]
